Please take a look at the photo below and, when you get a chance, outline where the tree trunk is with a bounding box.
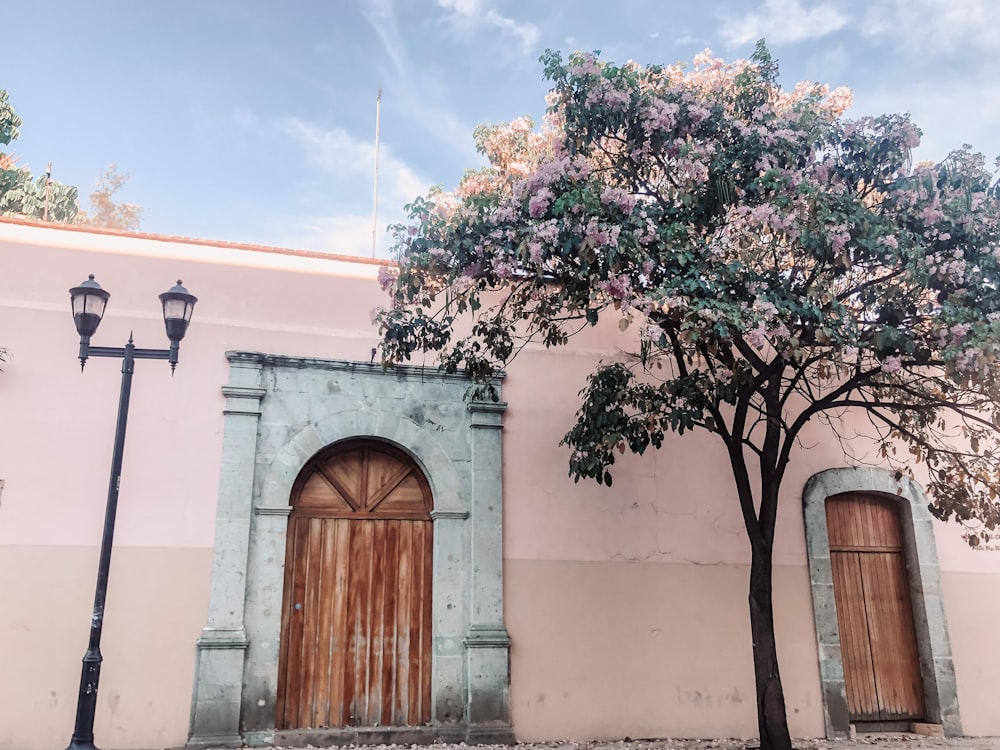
[749,541,793,750]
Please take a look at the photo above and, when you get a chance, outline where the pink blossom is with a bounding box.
[600,274,632,300]
[949,323,971,345]
[377,265,398,293]
[567,54,601,77]
[956,347,983,373]
[831,234,849,253]
[752,299,778,320]
[882,356,902,375]
[493,261,515,279]
[642,326,662,343]
[529,187,554,218]
[590,79,631,110]
[746,322,767,349]
[533,220,560,242]
[921,207,943,225]
[687,104,711,124]
[600,186,637,213]
[642,98,680,134]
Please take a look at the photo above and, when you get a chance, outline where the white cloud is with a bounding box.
[227,111,430,257]
[359,0,408,77]
[435,0,540,53]
[862,0,1000,52]
[720,0,848,46]
[279,117,428,209]
[270,212,390,258]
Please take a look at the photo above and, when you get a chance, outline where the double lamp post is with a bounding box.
[66,275,197,750]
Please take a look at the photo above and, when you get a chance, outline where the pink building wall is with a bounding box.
[1,219,998,747]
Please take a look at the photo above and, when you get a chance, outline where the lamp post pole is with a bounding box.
[66,277,197,750]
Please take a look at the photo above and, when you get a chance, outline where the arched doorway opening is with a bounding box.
[275,439,434,729]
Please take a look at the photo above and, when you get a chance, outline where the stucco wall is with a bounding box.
[0,546,210,749]
[2,220,1000,747]
[505,561,824,740]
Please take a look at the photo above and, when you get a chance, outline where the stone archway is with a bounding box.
[802,467,961,737]
[187,353,512,747]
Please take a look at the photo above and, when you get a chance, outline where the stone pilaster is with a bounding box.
[464,400,513,742]
[188,358,265,747]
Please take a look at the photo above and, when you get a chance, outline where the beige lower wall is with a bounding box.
[942,570,1000,736]
[505,559,826,741]
[4,549,997,747]
[0,546,212,750]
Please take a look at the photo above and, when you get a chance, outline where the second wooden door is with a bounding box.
[276,440,433,729]
[827,492,924,722]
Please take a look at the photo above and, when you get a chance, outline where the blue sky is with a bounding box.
[4,0,998,257]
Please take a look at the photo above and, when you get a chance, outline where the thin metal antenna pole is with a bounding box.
[44,162,52,222]
[372,88,382,259]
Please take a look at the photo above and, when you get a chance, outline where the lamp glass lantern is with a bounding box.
[159,279,197,344]
[69,275,110,339]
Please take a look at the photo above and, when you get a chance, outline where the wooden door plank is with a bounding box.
[359,448,370,513]
[312,519,338,727]
[394,521,412,726]
[379,520,401,726]
[831,551,879,720]
[315,464,359,511]
[366,520,387,724]
[420,520,433,724]
[297,472,353,512]
[367,462,412,511]
[327,518,350,727]
[407,520,424,722]
[861,552,924,719]
[343,520,365,725]
[278,516,312,728]
[361,519,378,725]
[296,518,322,727]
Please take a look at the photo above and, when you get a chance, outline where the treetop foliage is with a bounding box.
[377,43,1000,542]
[1,91,142,229]
[0,88,79,223]
[78,163,144,231]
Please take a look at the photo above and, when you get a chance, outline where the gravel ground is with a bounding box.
[268,737,1000,750]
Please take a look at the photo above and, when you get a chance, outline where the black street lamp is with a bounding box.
[66,275,197,750]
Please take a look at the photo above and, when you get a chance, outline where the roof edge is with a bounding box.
[0,215,395,267]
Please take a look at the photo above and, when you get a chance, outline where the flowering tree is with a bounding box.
[376,43,1000,749]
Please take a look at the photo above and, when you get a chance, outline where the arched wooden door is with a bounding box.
[276,440,433,729]
[827,492,924,724]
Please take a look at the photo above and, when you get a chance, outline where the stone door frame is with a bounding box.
[188,352,512,746]
[802,467,961,737]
